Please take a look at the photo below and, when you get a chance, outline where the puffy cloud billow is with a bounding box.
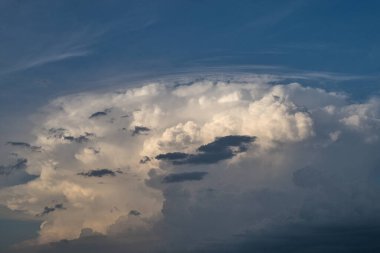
[1,76,380,252]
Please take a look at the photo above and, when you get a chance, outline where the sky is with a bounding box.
[1,0,380,252]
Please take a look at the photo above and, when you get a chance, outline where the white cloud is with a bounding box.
[1,76,380,250]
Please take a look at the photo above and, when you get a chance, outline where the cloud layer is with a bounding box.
[1,76,380,251]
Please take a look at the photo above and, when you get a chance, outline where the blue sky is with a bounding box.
[1,0,380,252]
[1,0,379,96]
[1,0,379,128]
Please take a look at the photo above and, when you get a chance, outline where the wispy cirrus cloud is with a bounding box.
[1,47,89,75]
[15,50,90,71]
[0,29,103,76]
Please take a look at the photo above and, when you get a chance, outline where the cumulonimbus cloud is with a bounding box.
[1,75,380,251]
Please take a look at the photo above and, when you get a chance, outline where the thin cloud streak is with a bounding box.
[0,27,105,76]
[1,49,90,75]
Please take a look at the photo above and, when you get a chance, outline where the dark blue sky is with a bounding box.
[1,0,380,104]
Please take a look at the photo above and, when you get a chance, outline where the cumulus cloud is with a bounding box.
[1,76,380,252]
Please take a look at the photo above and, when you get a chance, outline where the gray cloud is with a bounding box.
[89,109,112,119]
[155,152,189,161]
[8,223,380,253]
[156,135,256,165]
[39,204,65,216]
[205,224,380,253]
[128,210,141,216]
[47,128,67,139]
[6,142,31,148]
[132,126,150,136]
[63,135,89,143]
[47,128,93,143]
[197,135,255,153]
[163,172,208,183]
[6,142,41,152]
[0,158,27,176]
[77,169,116,177]
[292,166,330,188]
[0,158,38,188]
[139,156,151,164]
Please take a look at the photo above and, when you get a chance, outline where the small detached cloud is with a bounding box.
[129,210,141,216]
[39,204,66,216]
[6,142,31,148]
[155,152,189,161]
[131,126,150,136]
[139,156,151,164]
[78,169,116,177]
[89,109,112,119]
[6,141,41,152]
[156,135,256,165]
[46,128,94,144]
[63,135,89,143]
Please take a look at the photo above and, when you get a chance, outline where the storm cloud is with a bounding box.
[1,77,380,252]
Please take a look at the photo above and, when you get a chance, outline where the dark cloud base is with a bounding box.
[163,172,208,183]
[8,224,380,253]
[0,158,27,176]
[0,158,37,188]
[209,224,380,253]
